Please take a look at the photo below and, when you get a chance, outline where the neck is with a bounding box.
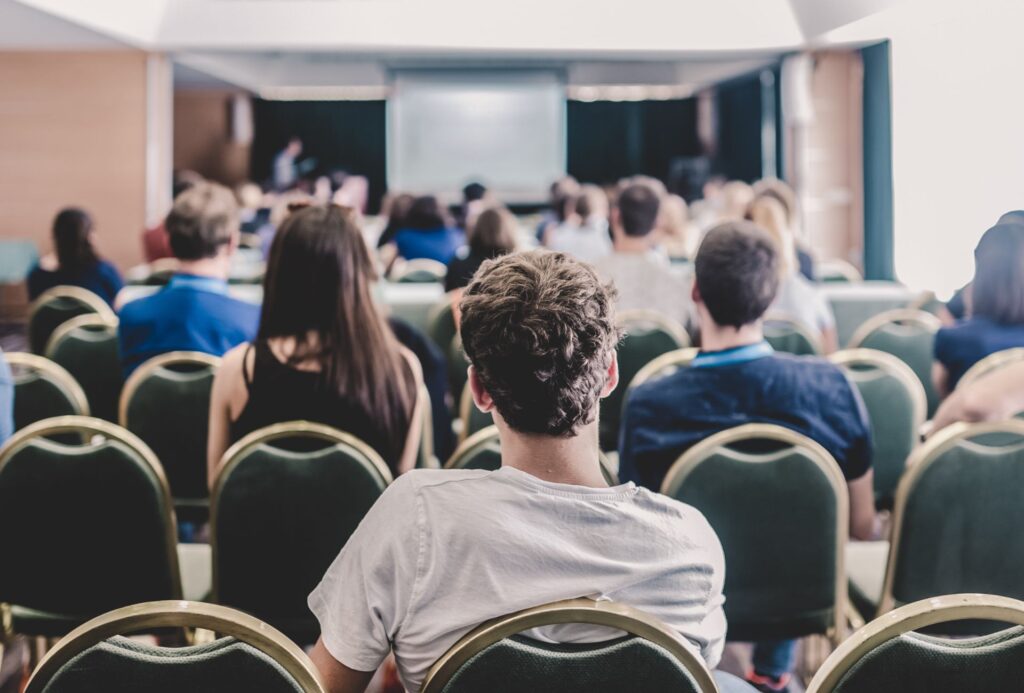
[177,255,229,280]
[498,419,608,488]
[699,319,765,353]
[613,232,650,254]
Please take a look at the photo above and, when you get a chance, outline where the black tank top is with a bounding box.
[230,341,401,471]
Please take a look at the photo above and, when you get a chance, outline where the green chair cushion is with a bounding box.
[764,323,818,356]
[48,325,122,422]
[29,298,97,355]
[440,635,703,693]
[859,327,938,417]
[12,373,80,431]
[42,636,304,693]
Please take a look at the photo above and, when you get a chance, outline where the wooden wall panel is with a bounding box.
[173,89,251,186]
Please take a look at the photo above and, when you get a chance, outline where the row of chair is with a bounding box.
[20,592,1024,693]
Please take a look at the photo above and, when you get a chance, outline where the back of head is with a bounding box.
[616,183,662,237]
[657,194,689,241]
[695,221,780,329]
[460,250,620,437]
[260,205,415,454]
[973,223,1024,324]
[469,206,518,258]
[405,195,448,230]
[752,177,798,227]
[52,207,97,273]
[745,195,796,279]
[575,184,609,223]
[166,181,239,261]
[998,210,1024,226]
[462,182,487,204]
[720,181,755,221]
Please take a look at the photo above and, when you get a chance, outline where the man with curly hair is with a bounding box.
[308,250,750,692]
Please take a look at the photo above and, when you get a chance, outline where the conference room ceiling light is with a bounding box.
[568,84,695,102]
[258,85,391,101]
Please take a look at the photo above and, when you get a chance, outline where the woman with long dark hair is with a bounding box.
[207,204,423,484]
[27,207,123,305]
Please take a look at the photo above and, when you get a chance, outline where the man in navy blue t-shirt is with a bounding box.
[619,221,876,693]
[119,182,260,376]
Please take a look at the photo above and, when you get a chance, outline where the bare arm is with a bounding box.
[820,326,839,355]
[206,344,249,489]
[309,639,375,693]
[931,361,1024,434]
[847,469,878,541]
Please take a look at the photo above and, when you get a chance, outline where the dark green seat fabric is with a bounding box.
[855,321,939,417]
[41,635,304,693]
[840,363,919,507]
[28,289,108,355]
[667,444,840,641]
[398,268,444,283]
[600,322,686,450]
[459,383,493,443]
[46,319,122,423]
[890,433,1024,612]
[0,428,179,636]
[764,319,820,356]
[426,299,457,354]
[123,360,216,507]
[10,359,85,432]
[447,434,503,471]
[214,435,389,645]
[448,335,469,412]
[439,634,704,693]
[831,626,1024,693]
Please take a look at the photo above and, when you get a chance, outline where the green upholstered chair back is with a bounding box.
[46,315,122,423]
[0,417,180,636]
[447,334,470,411]
[27,601,325,693]
[763,315,823,356]
[808,594,1024,693]
[120,352,220,504]
[848,310,941,417]
[211,422,392,645]
[394,259,447,284]
[622,348,699,409]
[458,382,493,444]
[28,286,115,355]
[426,294,458,353]
[7,352,89,432]
[830,349,926,508]
[421,599,717,693]
[881,421,1024,615]
[600,311,690,450]
[661,424,847,642]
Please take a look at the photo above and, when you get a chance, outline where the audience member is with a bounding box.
[943,210,1024,323]
[0,349,12,445]
[27,207,123,307]
[375,192,415,249]
[454,181,488,230]
[207,204,423,481]
[657,193,696,260]
[746,195,838,352]
[934,222,1024,394]
[535,175,580,241]
[118,182,260,376]
[619,222,876,693]
[751,178,815,280]
[544,184,612,262]
[593,182,696,334]
[931,360,1024,434]
[445,206,518,292]
[308,250,756,693]
[391,195,465,264]
[719,180,755,223]
[144,172,201,262]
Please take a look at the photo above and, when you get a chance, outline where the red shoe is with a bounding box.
[745,670,791,693]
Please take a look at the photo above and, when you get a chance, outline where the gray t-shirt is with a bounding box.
[309,466,726,691]
[593,252,696,333]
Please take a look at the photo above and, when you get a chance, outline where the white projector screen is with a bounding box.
[387,71,566,204]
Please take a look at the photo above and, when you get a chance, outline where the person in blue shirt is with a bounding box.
[0,349,13,445]
[118,182,261,377]
[934,222,1024,394]
[390,195,465,265]
[27,208,124,307]
[619,221,877,693]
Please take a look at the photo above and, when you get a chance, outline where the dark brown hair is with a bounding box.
[52,207,98,273]
[460,250,620,437]
[259,205,417,460]
[616,183,661,237]
[166,181,239,261]
[972,223,1024,325]
[469,207,517,258]
[695,221,779,328]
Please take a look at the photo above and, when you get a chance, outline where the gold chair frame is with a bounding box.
[25,600,325,693]
[118,351,222,427]
[958,347,1024,390]
[420,597,718,693]
[616,309,691,349]
[660,423,849,644]
[5,352,91,417]
[27,285,117,332]
[846,309,941,351]
[210,420,393,603]
[816,260,864,283]
[806,593,1024,693]
[763,313,824,355]
[44,313,119,359]
[875,419,1024,616]
[623,347,700,400]
[391,258,448,282]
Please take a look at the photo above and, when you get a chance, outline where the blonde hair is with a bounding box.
[745,195,797,280]
[721,181,755,221]
[657,194,691,258]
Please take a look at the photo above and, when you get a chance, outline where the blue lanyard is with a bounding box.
[167,274,229,295]
[691,341,774,369]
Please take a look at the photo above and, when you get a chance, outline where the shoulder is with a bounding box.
[379,469,491,505]
[628,369,695,411]
[633,487,723,552]
[766,353,848,383]
[117,291,159,321]
[97,260,122,279]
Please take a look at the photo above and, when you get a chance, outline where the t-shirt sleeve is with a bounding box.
[694,516,727,669]
[840,375,873,481]
[814,290,836,331]
[308,476,424,672]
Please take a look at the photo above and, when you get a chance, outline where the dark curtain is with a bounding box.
[861,41,896,280]
[251,99,387,213]
[712,72,766,182]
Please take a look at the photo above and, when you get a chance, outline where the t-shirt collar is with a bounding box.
[168,273,230,295]
[691,340,774,369]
